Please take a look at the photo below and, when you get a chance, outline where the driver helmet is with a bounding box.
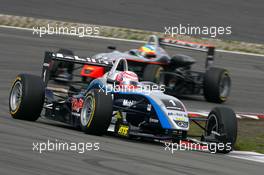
[137,44,156,58]
[115,71,139,88]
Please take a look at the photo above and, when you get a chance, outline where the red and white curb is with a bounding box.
[236,113,264,120]
[228,151,264,163]
[188,111,264,120]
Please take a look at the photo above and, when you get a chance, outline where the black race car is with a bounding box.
[78,35,231,103]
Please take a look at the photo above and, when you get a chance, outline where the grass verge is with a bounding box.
[188,119,264,153]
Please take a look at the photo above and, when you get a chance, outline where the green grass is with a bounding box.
[188,119,264,153]
[235,119,264,153]
[235,137,264,154]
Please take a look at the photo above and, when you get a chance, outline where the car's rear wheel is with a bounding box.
[205,107,237,153]
[80,89,113,135]
[9,74,45,121]
[203,67,231,103]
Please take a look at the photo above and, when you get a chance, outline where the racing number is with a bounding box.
[118,125,129,136]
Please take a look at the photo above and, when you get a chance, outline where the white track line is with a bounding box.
[0,25,145,43]
[228,151,264,163]
[1,25,264,57]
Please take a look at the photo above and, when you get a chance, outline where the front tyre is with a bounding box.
[205,107,237,153]
[9,74,45,121]
[80,89,113,135]
[203,67,231,103]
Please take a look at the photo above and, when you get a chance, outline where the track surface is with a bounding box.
[0,0,263,43]
[0,28,264,175]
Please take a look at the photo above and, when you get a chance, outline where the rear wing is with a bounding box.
[159,37,215,69]
[42,51,112,85]
[147,35,214,69]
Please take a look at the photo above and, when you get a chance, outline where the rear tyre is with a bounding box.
[203,67,231,103]
[80,89,113,135]
[205,107,237,153]
[143,64,164,83]
[9,74,45,121]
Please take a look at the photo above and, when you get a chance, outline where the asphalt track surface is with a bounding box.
[0,0,263,43]
[0,28,264,175]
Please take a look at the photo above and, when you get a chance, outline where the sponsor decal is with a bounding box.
[122,99,136,107]
[53,53,111,65]
[167,110,189,125]
[118,125,129,136]
[162,99,185,111]
[167,111,188,118]
[71,98,84,112]
[149,118,159,123]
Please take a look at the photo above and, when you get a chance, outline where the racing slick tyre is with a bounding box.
[80,89,113,135]
[9,74,45,121]
[205,107,237,153]
[143,64,164,83]
[50,49,74,81]
[203,67,231,103]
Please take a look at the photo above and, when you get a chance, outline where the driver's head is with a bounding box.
[115,71,139,88]
[138,44,156,58]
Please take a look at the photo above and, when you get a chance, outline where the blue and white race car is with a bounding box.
[9,52,237,153]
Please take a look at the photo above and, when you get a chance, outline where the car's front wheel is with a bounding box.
[80,89,113,135]
[205,107,237,153]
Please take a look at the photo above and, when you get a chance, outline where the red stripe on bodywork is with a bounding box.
[163,37,214,48]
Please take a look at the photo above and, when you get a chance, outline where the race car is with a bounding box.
[9,51,237,153]
[79,35,231,103]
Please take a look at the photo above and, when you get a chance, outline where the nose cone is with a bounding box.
[167,110,189,130]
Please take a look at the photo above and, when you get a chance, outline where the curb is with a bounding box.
[229,151,264,163]
[189,111,264,120]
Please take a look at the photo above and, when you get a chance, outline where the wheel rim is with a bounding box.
[219,72,231,99]
[206,114,219,136]
[155,67,164,82]
[81,95,94,127]
[10,81,22,112]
